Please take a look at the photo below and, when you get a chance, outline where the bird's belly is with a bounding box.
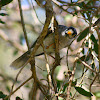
[34,45,55,56]
[33,38,73,56]
[59,38,72,50]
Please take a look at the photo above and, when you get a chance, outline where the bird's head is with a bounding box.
[65,27,77,39]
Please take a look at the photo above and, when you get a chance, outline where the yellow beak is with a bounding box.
[67,31,72,35]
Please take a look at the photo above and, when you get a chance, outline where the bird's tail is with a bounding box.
[10,51,30,69]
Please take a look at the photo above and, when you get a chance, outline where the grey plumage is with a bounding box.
[10,25,77,69]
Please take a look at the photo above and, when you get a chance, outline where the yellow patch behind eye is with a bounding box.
[67,31,72,35]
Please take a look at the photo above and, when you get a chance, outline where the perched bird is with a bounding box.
[10,25,77,69]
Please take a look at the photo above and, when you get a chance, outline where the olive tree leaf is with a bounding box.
[0,91,8,100]
[0,0,13,7]
[77,27,89,42]
[0,19,5,24]
[16,96,23,100]
[0,13,8,16]
[75,86,93,97]
[90,34,98,54]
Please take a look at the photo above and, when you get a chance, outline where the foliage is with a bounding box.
[0,0,13,7]
[0,0,99,100]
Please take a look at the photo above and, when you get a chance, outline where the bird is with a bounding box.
[10,25,77,69]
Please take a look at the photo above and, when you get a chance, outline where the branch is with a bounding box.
[30,0,44,25]
[89,74,98,94]
[93,18,100,27]
[29,0,53,99]
[4,76,33,100]
[9,66,25,98]
[54,17,60,65]
[78,59,97,74]
[66,57,77,100]
[51,17,60,95]
[41,43,53,95]
[52,0,74,15]
[18,0,30,49]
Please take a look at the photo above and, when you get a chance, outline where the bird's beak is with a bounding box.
[67,31,72,35]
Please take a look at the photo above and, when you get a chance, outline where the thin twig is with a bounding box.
[10,66,25,97]
[78,59,97,74]
[4,76,33,100]
[41,43,53,95]
[31,0,44,25]
[89,74,98,100]
[52,0,74,15]
[51,17,60,97]
[10,0,53,74]
[29,1,53,99]
[66,57,77,100]
[18,0,30,50]
[89,74,98,92]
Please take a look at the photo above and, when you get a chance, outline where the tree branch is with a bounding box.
[18,0,30,49]
[66,57,77,100]
[4,76,33,100]
[29,0,53,99]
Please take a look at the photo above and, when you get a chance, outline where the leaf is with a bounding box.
[16,96,23,100]
[77,2,85,8]
[0,0,13,7]
[57,80,62,91]
[90,34,97,44]
[77,27,89,42]
[75,86,93,97]
[94,43,98,54]
[77,56,85,64]
[0,91,7,99]
[0,19,5,24]
[85,41,89,47]
[90,34,98,54]
[6,85,10,92]
[82,48,84,54]
[13,50,18,56]
[0,13,8,16]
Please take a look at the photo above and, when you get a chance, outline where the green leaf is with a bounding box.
[6,85,10,92]
[90,34,97,44]
[77,2,85,8]
[77,56,85,64]
[82,48,84,54]
[0,19,5,24]
[77,27,89,42]
[19,35,24,45]
[0,0,13,7]
[0,91,7,99]
[57,80,62,91]
[75,86,93,97]
[25,84,30,88]
[85,41,89,47]
[16,96,23,100]
[90,34,98,54]
[94,43,98,54]
[0,13,8,16]
[13,50,18,56]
